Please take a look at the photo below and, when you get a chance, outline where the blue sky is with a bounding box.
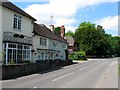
[11,0,118,36]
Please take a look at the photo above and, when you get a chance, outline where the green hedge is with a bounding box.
[69,51,87,60]
[68,53,75,60]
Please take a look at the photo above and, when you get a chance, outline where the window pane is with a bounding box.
[18,45,23,49]
[18,19,21,30]
[41,52,44,60]
[24,46,30,49]
[13,17,17,28]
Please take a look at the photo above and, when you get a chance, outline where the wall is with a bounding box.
[2,7,33,37]
[48,38,68,60]
[33,35,48,61]
[33,35,48,50]
[2,59,73,80]
[2,61,49,80]
[33,35,68,61]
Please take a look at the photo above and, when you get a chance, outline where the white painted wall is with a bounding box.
[33,35,48,61]
[33,35,68,60]
[2,7,33,37]
[33,35,48,50]
[58,42,68,60]
[48,38,68,60]
[1,6,34,63]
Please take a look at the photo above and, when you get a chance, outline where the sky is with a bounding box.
[10,0,118,36]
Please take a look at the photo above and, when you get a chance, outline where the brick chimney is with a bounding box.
[50,25,54,31]
[61,25,65,38]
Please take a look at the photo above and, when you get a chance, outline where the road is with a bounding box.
[2,58,118,89]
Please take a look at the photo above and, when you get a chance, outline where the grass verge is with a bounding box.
[118,64,120,74]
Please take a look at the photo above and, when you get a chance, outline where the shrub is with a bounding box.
[74,51,87,60]
[68,53,74,60]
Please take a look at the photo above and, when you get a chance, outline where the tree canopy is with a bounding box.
[74,22,120,56]
[65,31,74,37]
[54,27,61,35]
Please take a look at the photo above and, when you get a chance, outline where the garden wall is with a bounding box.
[2,59,73,80]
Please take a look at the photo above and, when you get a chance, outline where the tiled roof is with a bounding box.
[33,23,68,44]
[64,36,75,46]
[0,0,36,21]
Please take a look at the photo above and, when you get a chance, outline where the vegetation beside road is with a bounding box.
[69,51,87,61]
[118,64,120,74]
[74,22,120,57]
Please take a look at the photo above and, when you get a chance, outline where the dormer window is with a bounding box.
[13,15,22,30]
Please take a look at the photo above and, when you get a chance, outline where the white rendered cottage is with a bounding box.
[0,1,36,64]
[33,23,68,62]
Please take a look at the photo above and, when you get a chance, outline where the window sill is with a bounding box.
[13,28,22,32]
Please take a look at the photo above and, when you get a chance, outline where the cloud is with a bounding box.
[65,26,77,33]
[94,16,118,35]
[94,16,118,29]
[24,0,118,32]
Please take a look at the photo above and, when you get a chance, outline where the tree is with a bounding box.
[65,31,74,37]
[54,27,61,35]
[74,22,110,56]
[111,36,120,56]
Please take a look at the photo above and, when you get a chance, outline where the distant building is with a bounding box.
[64,36,78,53]
[54,25,78,53]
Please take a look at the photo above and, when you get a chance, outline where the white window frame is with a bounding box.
[40,37,47,46]
[4,43,31,64]
[37,51,46,61]
[45,52,48,60]
[38,51,42,60]
[13,15,22,30]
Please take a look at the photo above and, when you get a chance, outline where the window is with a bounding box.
[38,52,42,60]
[45,52,48,60]
[22,45,31,61]
[4,43,31,64]
[53,41,57,47]
[41,52,44,60]
[13,15,22,30]
[40,37,47,46]
[37,51,45,60]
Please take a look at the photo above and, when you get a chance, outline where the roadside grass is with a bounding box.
[73,59,88,62]
[118,64,120,74]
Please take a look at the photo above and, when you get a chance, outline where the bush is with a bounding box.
[68,53,75,60]
[74,51,87,60]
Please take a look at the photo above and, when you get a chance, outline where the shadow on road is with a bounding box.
[38,62,79,74]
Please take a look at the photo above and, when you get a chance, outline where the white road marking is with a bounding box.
[52,72,74,81]
[30,87,38,90]
[79,67,87,71]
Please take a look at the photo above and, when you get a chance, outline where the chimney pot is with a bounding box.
[50,25,54,31]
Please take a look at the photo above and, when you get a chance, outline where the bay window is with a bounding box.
[4,43,31,64]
